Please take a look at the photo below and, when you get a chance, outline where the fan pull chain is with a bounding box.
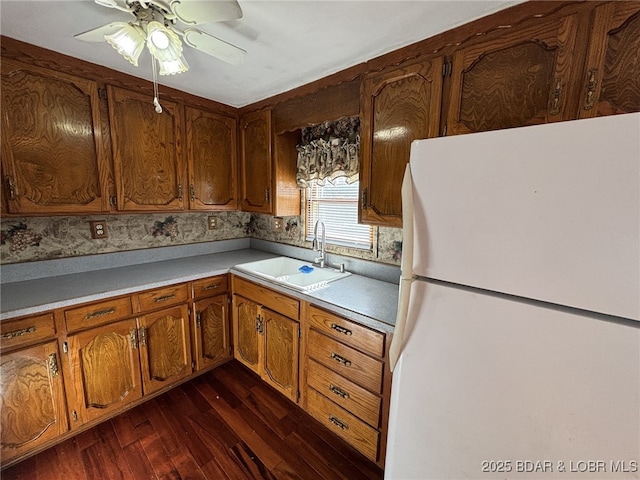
[151,57,162,114]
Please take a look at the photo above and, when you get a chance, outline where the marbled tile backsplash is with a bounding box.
[1,213,403,267]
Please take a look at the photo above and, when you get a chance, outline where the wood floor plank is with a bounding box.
[122,440,159,480]
[194,381,283,470]
[111,410,139,448]
[135,419,180,480]
[230,442,278,480]
[52,438,87,480]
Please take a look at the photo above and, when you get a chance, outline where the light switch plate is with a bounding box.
[90,221,108,239]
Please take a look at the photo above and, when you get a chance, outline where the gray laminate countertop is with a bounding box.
[1,248,398,333]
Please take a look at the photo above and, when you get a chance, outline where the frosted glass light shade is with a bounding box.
[158,55,189,75]
[104,24,145,66]
[146,21,183,62]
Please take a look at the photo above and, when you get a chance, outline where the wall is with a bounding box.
[0,212,402,267]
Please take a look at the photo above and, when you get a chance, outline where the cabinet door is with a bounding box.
[1,59,110,214]
[446,13,580,135]
[108,86,185,211]
[232,294,261,374]
[186,107,238,210]
[66,318,142,426]
[0,341,68,463]
[138,304,192,395]
[193,294,230,371]
[578,3,640,118]
[261,307,299,402]
[240,109,273,213]
[360,57,444,227]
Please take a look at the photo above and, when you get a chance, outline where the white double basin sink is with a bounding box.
[234,256,351,291]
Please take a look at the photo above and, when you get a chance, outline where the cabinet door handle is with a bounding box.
[1,325,36,339]
[265,188,270,204]
[583,68,598,111]
[361,188,367,210]
[330,323,352,336]
[153,294,176,303]
[329,415,349,430]
[549,77,562,115]
[138,326,147,347]
[196,312,202,328]
[48,353,59,377]
[178,184,184,201]
[85,307,116,319]
[5,176,16,200]
[330,352,351,367]
[190,184,195,202]
[256,315,264,334]
[329,384,350,399]
[130,328,138,349]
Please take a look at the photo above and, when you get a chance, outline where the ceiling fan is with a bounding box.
[75,0,246,111]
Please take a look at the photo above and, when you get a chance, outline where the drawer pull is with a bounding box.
[331,323,352,336]
[85,307,116,319]
[202,284,221,291]
[329,415,349,430]
[1,326,36,339]
[329,384,350,399]
[154,294,176,303]
[331,352,351,367]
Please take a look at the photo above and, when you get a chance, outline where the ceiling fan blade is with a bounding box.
[183,29,246,65]
[95,0,134,13]
[74,22,130,42]
[170,0,242,25]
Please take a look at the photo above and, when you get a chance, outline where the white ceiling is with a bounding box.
[0,0,522,107]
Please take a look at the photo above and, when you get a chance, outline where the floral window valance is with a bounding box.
[296,116,360,188]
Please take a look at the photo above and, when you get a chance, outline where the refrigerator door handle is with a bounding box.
[389,164,415,371]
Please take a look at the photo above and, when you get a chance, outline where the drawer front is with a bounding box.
[136,284,189,312]
[307,330,383,394]
[233,276,299,320]
[65,297,133,333]
[1,313,56,350]
[307,306,385,358]
[307,359,381,428]
[193,275,228,300]
[306,387,379,462]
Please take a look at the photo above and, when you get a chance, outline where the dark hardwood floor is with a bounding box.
[2,361,384,480]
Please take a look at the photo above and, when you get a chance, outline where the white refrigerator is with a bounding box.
[385,113,640,479]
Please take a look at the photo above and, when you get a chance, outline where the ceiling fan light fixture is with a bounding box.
[157,55,189,75]
[146,20,183,62]
[104,23,146,66]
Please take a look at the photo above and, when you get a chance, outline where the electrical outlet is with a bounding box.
[90,221,108,239]
[208,216,217,229]
[273,217,284,232]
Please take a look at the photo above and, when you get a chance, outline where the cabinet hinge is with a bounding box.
[109,195,117,207]
[72,410,78,422]
[130,328,139,349]
[98,88,107,100]
[63,342,69,354]
[296,390,300,403]
[298,327,302,339]
[361,188,368,210]
[191,361,195,370]
[441,124,448,137]
[442,62,453,78]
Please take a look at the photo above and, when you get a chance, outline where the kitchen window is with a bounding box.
[305,177,373,249]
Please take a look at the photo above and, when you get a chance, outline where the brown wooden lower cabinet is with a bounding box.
[231,280,300,402]
[0,340,68,463]
[65,317,144,426]
[192,294,231,371]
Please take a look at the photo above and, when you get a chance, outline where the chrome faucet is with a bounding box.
[312,220,326,268]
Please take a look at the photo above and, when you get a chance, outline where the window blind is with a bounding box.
[305,177,373,249]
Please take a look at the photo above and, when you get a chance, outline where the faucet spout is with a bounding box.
[313,220,326,268]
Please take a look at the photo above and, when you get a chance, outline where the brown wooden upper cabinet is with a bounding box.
[185,106,238,210]
[1,59,111,215]
[240,109,272,213]
[108,85,185,211]
[360,57,444,227]
[578,3,640,118]
[445,12,581,135]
